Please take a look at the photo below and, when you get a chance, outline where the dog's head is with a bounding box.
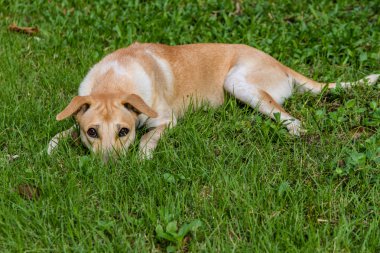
[56,93,157,161]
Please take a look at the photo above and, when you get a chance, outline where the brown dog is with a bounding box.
[48,43,379,161]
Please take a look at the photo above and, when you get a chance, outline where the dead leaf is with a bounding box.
[6,154,19,161]
[200,185,212,199]
[317,218,337,224]
[284,15,296,23]
[350,126,366,140]
[328,101,341,112]
[17,184,41,200]
[182,236,191,253]
[8,23,39,35]
[214,148,221,157]
[233,1,242,15]
[269,211,281,219]
[304,133,321,144]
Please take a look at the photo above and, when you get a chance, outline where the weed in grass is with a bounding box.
[155,220,202,252]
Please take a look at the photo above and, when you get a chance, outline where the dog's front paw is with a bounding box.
[47,126,77,155]
[286,119,305,136]
[47,135,60,155]
[138,142,156,160]
[139,148,154,160]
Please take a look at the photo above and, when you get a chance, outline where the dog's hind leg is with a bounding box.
[224,66,303,135]
[47,125,76,154]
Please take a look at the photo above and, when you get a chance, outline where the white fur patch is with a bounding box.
[224,65,260,105]
[78,61,130,96]
[101,61,129,77]
[145,101,177,129]
[225,64,293,105]
[269,77,293,105]
[337,73,379,88]
[130,61,153,106]
[78,65,97,96]
[362,74,379,85]
[145,49,174,95]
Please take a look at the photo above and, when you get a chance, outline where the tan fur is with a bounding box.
[48,43,379,161]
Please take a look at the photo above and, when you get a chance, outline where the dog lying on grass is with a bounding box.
[48,43,379,161]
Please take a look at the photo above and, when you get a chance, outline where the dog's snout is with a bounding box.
[102,152,110,163]
[101,148,118,163]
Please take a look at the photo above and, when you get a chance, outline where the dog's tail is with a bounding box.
[285,67,379,94]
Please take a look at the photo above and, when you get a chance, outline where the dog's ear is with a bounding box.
[56,96,92,121]
[122,94,158,118]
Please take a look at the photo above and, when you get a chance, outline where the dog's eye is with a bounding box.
[118,128,129,137]
[87,128,98,138]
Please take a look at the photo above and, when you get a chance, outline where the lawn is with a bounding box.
[0,0,379,252]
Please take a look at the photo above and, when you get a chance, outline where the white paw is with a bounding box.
[47,136,60,155]
[47,126,76,155]
[286,119,305,136]
[139,149,153,160]
[138,144,154,160]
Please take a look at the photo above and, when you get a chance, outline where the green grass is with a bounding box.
[1,0,379,252]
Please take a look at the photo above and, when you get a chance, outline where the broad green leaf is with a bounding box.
[278,181,291,197]
[163,173,176,184]
[166,221,178,235]
[345,99,356,109]
[370,101,377,110]
[79,156,91,169]
[166,245,177,253]
[178,220,202,238]
[359,52,368,62]
[155,225,176,242]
